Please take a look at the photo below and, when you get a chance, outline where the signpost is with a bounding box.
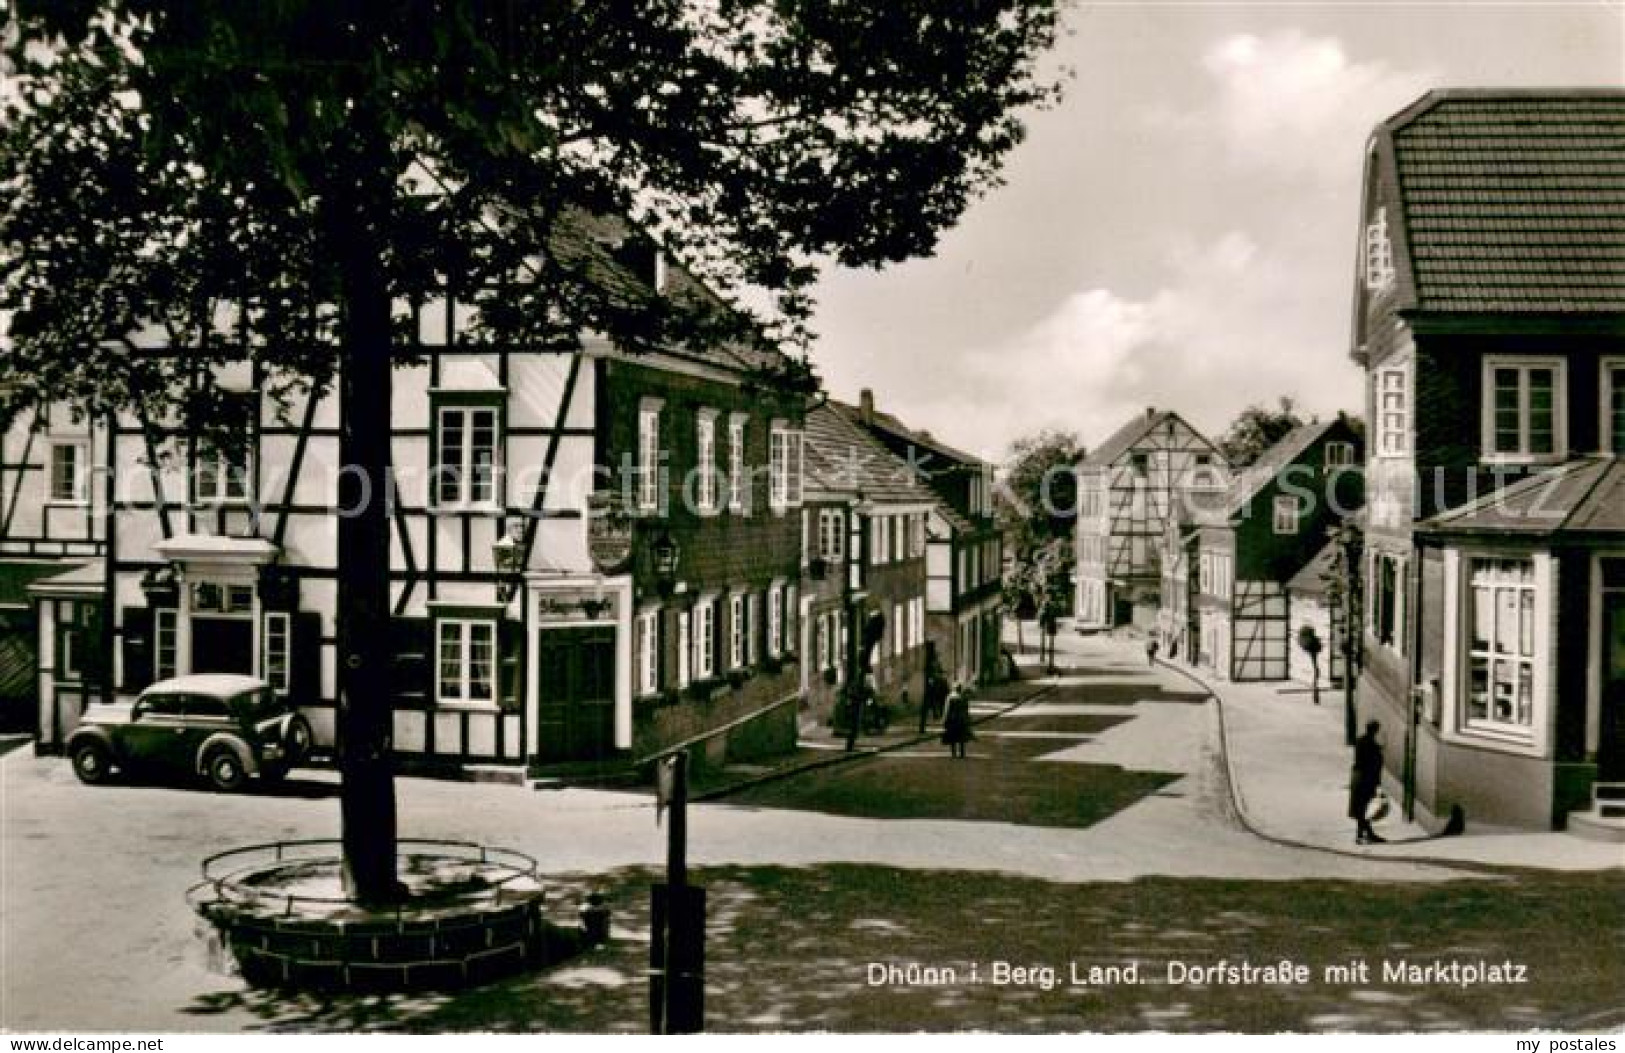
[651,751,704,1034]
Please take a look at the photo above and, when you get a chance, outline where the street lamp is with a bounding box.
[492,526,525,602]
[652,530,680,595]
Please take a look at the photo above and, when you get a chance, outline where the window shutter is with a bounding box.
[391,618,433,708]
[291,612,324,704]
[120,607,153,693]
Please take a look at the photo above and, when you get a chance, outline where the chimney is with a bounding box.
[859,388,875,424]
[1145,406,1157,420]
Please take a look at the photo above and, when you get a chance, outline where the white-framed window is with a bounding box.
[694,598,715,679]
[769,421,803,511]
[1482,357,1566,462]
[767,583,784,657]
[191,581,255,616]
[696,410,718,514]
[636,610,660,696]
[677,610,691,687]
[1375,366,1408,458]
[194,443,251,504]
[728,414,748,513]
[1324,442,1355,467]
[729,593,746,669]
[816,613,831,671]
[154,608,178,682]
[1603,358,1625,455]
[1363,207,1395,292]
[747,592,761,665]
[434,404,501,508]
[1464,557,1537,737]
[818,509,844,561]
[436,618,497,705]
[912,597,925,647]
[1273,495,1300,535]
[48,441,89,504]
[892,601,904,657]
[637,400,663,513]
[262,612,291,695]
[873,515,889,564]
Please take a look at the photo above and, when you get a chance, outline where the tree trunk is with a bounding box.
[333,206,400,904]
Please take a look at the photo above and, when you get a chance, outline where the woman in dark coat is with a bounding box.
[941,684,973,759]
[1349,720,1386,844]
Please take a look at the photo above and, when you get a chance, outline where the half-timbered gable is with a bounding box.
[1074,408,1227,630]
[1350,89,1625,834]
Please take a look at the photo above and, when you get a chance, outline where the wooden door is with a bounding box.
[535,625,617,763]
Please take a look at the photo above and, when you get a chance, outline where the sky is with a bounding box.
[805,1,1625,462]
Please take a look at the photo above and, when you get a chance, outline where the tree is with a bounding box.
[996,428,1082,560]
[1218,396,1304,469]
[1296,623,1322,706]
[1322,518,1364,746]
[3,1,1064,902]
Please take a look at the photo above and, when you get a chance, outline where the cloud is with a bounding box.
[1149,29,1434,181]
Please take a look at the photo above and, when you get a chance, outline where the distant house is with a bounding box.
[800,402,933,728]
[1350,89,1625,835]
[1164,418,1364,681]
[1285,541,1350,691]
[846,390,1004,687]
[1075,408,1227,630]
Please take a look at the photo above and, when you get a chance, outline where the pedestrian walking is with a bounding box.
[1145,637,1160,665]
[941,683,973,759]
[1349,719,1387,844]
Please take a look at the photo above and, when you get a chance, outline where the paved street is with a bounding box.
[2,634,1620,1032]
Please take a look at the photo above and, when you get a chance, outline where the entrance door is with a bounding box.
[1599,562,1625,782]
[191,618,253,676]
[535,625,617,763]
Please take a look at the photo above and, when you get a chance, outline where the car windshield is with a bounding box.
[231,687,284,718]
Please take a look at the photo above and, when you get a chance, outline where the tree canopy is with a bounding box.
[994,427,1081,561]
[1216,396,1304,470]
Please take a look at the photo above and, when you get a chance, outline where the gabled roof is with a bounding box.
[1288,541,1340,598]
[1418,456,1625,538]
[1081,409,1215,469]
[804,403,942,508]
[1376,90,1625,314]
[1219,420,1343,519]
[847,402,983,468]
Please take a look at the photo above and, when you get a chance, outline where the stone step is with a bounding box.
[1599,802,1625,820]
[1566,809,1625,844]
[1592,782,1625,802]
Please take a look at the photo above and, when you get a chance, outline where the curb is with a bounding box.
[1151,656,1523,873]
[693,676,1059,803]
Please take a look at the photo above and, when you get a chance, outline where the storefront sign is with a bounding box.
[536,589,619,625]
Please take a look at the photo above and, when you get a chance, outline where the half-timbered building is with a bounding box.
[1177,418,1364,681]
[91,221,808,779]
[1074,408,1227,630]
[1350,89,1625,835]
[846,390,1004,687]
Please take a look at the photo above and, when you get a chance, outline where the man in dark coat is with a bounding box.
[1349,720,1386,844]
[941,684,973,759]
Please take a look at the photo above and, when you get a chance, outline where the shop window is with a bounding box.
[1465,558,1537,736]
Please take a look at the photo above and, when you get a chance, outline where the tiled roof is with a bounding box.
[804,404,942,508]
[1081,409,1210,468]
[1287,541,1340,597]
[1418,456,1625,537]
[1382,90,1625,313]
[851,404,983,468]
[1221,420,1339,519]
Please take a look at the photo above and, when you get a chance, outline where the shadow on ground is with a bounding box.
[178,864,1624,1033]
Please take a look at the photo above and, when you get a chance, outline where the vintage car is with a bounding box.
[66,674,313,791]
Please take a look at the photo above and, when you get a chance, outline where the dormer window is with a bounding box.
[1364,207,1395,292]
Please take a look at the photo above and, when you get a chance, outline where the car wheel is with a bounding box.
[285,716,313,763]
[204,748,247,792]
[71,741,114,785]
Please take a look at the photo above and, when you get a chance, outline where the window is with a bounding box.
[1483,358,1565,461]
[1324,442,1355,467]
[696,410,718,513]
[437,619,496,704]
[434,405,500,507]
[677,610,691,687]
[49,442,89,504]
[1370,551,1405,652]
[818,509,844,561]
[1465,558,1536,736]
[747,592,761,665]
[816,613,831,671]
[1273,495,1300,535]
[1376,367,1408,458]
[1363,207,1395,292]
[263,613,291,695]
[728,414,748,513]
[1130,452,1148,475]
[191,581,254,616]
[729,594,746,669]
[767,584,784,657]
[1604,359,1625,455]
[873,515,889,564]
[637,401,662,512]
[892,601,904,657]
[195,443,251,504]
[694,599,715,679]
[636,610,660,696]
[769,422,803,510]
[154,609,178,681]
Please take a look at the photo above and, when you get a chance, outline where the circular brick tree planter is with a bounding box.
[187,839,552,992]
